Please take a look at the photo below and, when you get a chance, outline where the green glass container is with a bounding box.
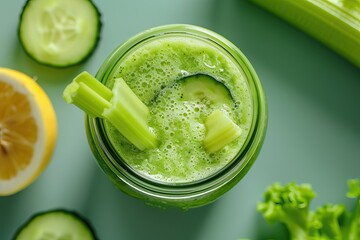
[86,24,267,209]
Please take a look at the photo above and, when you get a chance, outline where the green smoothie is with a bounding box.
[104,35,253,184]
[63,24,266,208]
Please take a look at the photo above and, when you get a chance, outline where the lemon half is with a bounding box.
[0,68,57,196]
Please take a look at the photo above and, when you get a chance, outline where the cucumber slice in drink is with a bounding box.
[18,0,102,68]
[181,74,232,105]
[13,209,97,240]
[179,74,241,153]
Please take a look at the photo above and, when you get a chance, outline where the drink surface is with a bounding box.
[104,35,253,184]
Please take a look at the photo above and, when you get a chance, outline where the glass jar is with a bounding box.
[86,24,267,209]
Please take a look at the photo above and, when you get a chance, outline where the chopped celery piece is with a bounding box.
[103,78,158,150]
[111,77,150,122]
[250,0,360,68]
[63,73,111,117]
[74,71,113,102]
[63,71,157,150]
[204,109,242,153]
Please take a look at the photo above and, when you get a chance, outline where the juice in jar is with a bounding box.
[104,34,252,184]
[86,24,267,209]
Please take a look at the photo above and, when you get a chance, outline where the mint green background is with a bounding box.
[0,0,359,239]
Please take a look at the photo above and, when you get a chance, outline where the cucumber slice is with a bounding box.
[18,0,102,68]
[13,209,97,240]
[181,74,232,105]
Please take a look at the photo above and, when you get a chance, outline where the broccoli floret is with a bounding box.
[308,204,346,240]
[257,179,360,240]
[257,182,316,240]
[343,179,360,240]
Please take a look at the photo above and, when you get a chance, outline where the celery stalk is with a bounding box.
[111,77,150,122]
[250,0,360,68]
[74,71,113,102]
[103,78,158,150]
[204,110,242,153]
[63,72,157,150]
[63,76,111,117]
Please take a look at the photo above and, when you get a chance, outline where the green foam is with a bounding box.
[104,35,253,184]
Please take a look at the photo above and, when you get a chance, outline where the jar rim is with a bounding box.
[88,24,267,197]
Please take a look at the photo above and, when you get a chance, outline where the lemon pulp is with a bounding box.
[0,68,57,196]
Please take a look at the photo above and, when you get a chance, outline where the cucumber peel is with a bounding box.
[181,74,233,105]
[18,0,102,67]
[13,209,97,240]
[63,71,157,150]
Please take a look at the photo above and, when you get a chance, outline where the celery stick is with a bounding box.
[63,78,111,117]
[204,110,242,153]
[74,71,113,102]
[63,72,157,150]
[250,0,360,68]
[103,78,158,150]
[111,78,150,122]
